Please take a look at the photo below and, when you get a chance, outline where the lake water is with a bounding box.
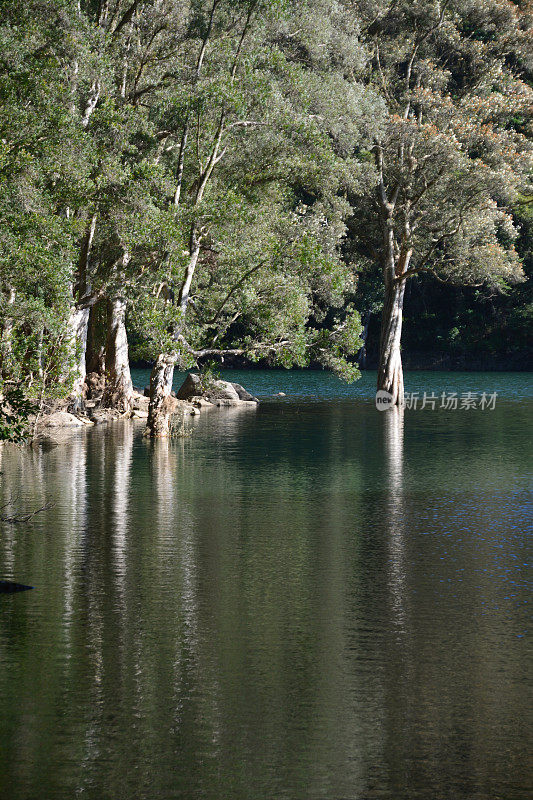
[0,370,531,800]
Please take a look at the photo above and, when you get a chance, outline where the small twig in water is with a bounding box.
[0,502,54,524]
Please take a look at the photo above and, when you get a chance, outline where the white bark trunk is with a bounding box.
[146,354,176,438]
[66,305,90,410]
[103,297,134,412]
[377,279,405,406]
[0,285,16,377]
[178,235,201,315]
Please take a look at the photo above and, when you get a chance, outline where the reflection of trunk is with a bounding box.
[377,278,405,406]
[66,305,90,410]
[146,354,175,438]
[384,405,407,630]
[103,297,133,412]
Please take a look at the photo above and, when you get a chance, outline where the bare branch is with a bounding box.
[0,502,54,524]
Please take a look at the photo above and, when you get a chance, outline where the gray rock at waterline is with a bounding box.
[86,408,122,424]
[215,399,258,408]
[176,373,237,401]
[190,396,214,408]
[42,411,86,428]
[176,373,258,404]
[131,409,149,419]
[231,383,258,402]
[87,410,110,424]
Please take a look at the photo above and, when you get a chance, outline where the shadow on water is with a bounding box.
[0,581,33,593]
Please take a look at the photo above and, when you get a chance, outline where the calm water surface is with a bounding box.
[0,370,531,800]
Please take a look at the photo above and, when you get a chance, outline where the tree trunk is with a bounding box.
[146,354,176,438]
[377,278,405,406]
[0,285,16,378]
[66,305,90,411]
[103,297,134,412]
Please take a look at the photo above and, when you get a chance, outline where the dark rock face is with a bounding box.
[231,383,257,402]
[176,373,258,404]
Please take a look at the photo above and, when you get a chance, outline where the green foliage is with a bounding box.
[197,362,222,394]
[0,385,34,442]
[0,0,530,404]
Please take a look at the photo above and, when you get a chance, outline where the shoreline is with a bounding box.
[32,374,260,443]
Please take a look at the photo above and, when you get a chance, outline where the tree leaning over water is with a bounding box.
[138,0,378,434]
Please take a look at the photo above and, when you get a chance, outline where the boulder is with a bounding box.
[42,411,85,428]
[87,408,121,424]
[232,383,258,402]
[176,373,258,404]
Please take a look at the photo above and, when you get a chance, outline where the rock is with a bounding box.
[87,408,121,424]
[215,399,258,409]
[176,373,238,401]
[42,411,85,428]
[88,411,109,424]
[176,373,258,404]
[232,383,258,402]
[190,396,214,408]
[131,409,148,419]
[144,385,150,397]
[76,415,95,426]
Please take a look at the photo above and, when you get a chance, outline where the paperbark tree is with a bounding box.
[352,0,532,404]
[146,353,177,438]
[139,0,373,433]
[103,296,134,412]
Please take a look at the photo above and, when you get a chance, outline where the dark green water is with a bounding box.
[0,371,531,800]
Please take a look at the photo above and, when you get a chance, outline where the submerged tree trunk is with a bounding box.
[103,297,134,412]
[146,354,176,438]
[66,305,90,411]
[377,278,406,406]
